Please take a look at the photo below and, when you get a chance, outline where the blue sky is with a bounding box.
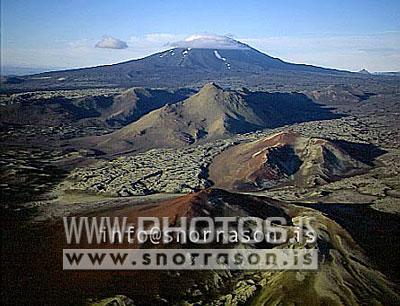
[1,0,400,72]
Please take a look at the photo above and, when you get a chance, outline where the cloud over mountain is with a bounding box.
[171,34,250,49]
[95,35,128,49]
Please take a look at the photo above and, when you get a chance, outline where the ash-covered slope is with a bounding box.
[2,35,351,91]
[100,87,193,126]
[209,131,371,191]
[78,83,339,153]
[44,188,399,305]
[0,87,191,128]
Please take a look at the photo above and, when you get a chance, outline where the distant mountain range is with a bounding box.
[1,66,68,76]
[2,35,361,91]
[372,71,400,76]
[357,69,400,76]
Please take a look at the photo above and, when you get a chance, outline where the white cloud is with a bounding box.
[95,36,128,49]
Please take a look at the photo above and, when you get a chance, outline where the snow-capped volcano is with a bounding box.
[8,34,350,90]
[171,34,250,50]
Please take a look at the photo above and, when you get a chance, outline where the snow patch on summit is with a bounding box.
[171,34,250,50]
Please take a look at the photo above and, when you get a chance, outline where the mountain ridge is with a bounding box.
[73,83,341,154]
